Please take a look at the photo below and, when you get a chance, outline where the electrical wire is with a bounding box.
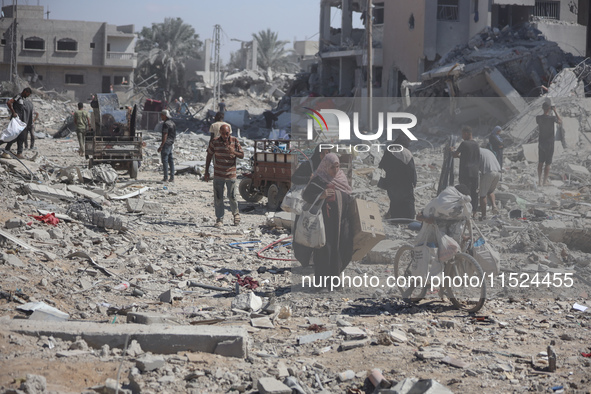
[256,236,298,261]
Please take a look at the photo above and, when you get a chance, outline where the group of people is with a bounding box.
[0,88,39,159]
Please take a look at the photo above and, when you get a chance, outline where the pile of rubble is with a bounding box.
[1,104,591,393]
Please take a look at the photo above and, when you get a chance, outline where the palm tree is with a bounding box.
[252,29,292,72]
[136,18,202,101]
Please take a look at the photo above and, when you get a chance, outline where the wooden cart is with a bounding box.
[85,93,142,179]
[239,140,352,210]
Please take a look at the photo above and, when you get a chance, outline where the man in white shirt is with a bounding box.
[479,148,501,220]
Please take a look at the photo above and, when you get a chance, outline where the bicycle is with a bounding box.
[392,218,487,313]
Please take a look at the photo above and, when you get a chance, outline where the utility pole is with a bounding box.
[212,24,222,112]
[367,0,373,132]
[9,0,18,83]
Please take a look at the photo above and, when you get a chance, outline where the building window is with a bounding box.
[534,1,560,19]
[1,39,5,46]
[409,13,415,30]
[437,0,459,21]
[90,42,95,49]
[65,74,84,84]
[57,38,77,52]
[24,36,45,51]
[113,76,129,85]
[373,3,384,25]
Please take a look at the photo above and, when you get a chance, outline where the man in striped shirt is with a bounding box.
[204,124,244,228]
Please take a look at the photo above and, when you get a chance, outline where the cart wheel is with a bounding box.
[239,178,263,202]
[129,161,139,179]
[444,252,486,313]
[393,245,428,302]
[267,184,284,211]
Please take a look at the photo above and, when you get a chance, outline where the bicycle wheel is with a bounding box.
[393,245,427,302]
[444,252,486,313]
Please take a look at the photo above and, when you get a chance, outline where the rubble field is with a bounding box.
[0,104,591,394]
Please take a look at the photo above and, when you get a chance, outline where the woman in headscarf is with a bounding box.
[379,134,417,219]
[294,153,354,278]
[291,145,326,186]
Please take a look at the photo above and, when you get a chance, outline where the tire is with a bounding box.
[267,184,283,211]
[444,252,486,313]
[239,178,263,202]
[393,245,428,302]
[129,160,139,179]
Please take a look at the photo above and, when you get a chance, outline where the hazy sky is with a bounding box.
[14,0,343,62]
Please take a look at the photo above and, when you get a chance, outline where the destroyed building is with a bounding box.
[319,0,589,99]
[0,5,137,102]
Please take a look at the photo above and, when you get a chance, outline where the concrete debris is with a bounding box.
[1,52,591,394]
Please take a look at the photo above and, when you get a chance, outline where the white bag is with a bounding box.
[1,116,27,142]
[472,237,500,276]
[412,244,438,278]
[294,194,326,249]
[281,184,306,214]
[435,226,460,263]
[423,185,472,220]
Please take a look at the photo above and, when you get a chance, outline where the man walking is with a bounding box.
[204,124,244,228]
[73,102,90,156]
[479,148,501,220]
[157,110,176,182]
[488,125,504,176]
[3,87,33,159]
[536,99,562,186]
[452,126,480,216]
[208,111,230,141]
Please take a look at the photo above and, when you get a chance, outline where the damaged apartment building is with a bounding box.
[0,4,137,101]
[319,0,590,98]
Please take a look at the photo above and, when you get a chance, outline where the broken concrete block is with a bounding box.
[298,331,333,345]
[539,220,567,243]
[441,356,468,369]
[126,198,145,213]
[5,218,25,229]
[159,289,173,303]
[48,227,64,240]
[7,319,249,358]
[214,338,247,358]
[339,326,367,339]
[388,329,408,343]
[67,185,105,202]
[145,264,160,274]
[257,377,292,394]
[136,240,148,253]
[26,183,76,201]
[27,229,51,241]
[127,312,174,325]
[340,339,369,351]
[251,317,274,329]
[136,354,165,372]
[1,253,25,268]
[231,291,263,312]
[29,309,69,322]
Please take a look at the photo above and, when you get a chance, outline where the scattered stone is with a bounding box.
[257,377,292,394]
[251,316,274,329]
[136,354,166,372]
[5,218,25,229]
[298,331,333,345]
[231,291,263,312]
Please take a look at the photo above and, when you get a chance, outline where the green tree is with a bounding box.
[136,17,202,101]
[252,29,294,72]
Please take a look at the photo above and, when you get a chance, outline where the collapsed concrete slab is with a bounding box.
[4,318,249,358]
[484,68,528,115]
[26,183,76,201]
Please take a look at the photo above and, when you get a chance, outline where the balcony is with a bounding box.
[105,51,137,68]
